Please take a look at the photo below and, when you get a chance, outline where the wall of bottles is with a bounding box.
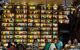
[1,4,58,49]
[1,4,74,49]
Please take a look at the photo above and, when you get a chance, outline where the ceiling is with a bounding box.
[10,0,64,5]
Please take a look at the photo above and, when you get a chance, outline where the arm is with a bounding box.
[54,48,57,50]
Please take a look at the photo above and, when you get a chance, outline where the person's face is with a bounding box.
[54,39,57,43]
[68,40,71,44]
[45,39,48,43]
[11,46,14,48]
[34,40,37,42]
[74,39,77,41]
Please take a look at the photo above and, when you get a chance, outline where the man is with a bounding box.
[55,38,63,50]
[49,39,57,50]
[33,39,39,50]
[44,39,51,50]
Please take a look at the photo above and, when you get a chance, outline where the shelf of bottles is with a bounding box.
[1,5,14,43]
[27,5,41,46]
[1,4,59,49]
[58,6,75,24]
[14,5,28,44]
[58,11,69,24]
[39,4,58,49]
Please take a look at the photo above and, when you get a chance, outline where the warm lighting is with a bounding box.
[53,35,57,38]
[71,8,75,11]
[23,10,26,13]
[47,4,51,9]
[30,6,35,9]
[9,13,14,17]
[28,2,36,5]
[4,43,8,47]
[59,15,63,18]
[41,43,45,46]
[21,2,26,5]
[7,10,10,13]
[64,11,70,15]
[65,16,69,19]
[17,6,20,8]
[64,16,69,24]
[12,13,14,16]
[53,4,58,10]
[53,24,58,26]
[53,28,58,30]
[8,6,12,8]
[59,12,62,14]
[23,6,26,8]
[4,10,6,13]
[59,20,63,23]
[24,36,26,38]
[3,6,7,8]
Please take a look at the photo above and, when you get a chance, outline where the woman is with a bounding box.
[33,39,39,50]
[65,40,72,48]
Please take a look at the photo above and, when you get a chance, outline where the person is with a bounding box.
[0,42,3,50]
[73,38,78,46]
[21,42,26,50]
[55,38,63,50]
[7,45,11,50]
[7,42,12,50]
[49,39,56,50]
[10,45,16,50]
[32,39,39,50]
[2,43,7,50]
[7,42,16,50]
[44,39,51,50]
[14,42,17,47]
[64,40,72,49]
[17,44,24,50]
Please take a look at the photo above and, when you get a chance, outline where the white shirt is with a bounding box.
[49,43,56,50]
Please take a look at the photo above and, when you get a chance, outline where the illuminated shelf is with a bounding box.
[1,4,60,49]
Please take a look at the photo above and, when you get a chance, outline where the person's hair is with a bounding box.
[7,42,12,48]
[53,38,59,41]
[33,39,37,43]
[52,38,57,42]
[45,38,48,41]
[34,39,37,41]
[14,42,17,44]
